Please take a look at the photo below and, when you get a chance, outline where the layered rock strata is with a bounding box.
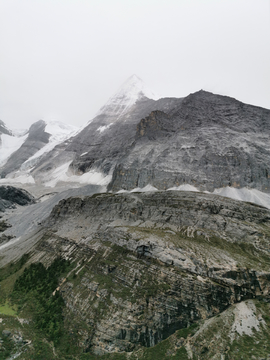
[20,190,270,354]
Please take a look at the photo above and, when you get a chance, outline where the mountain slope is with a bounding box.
[1,76,270,207]
[0,120,51,178]
[108,90,270,193]
[29,80,270,198]
[29,75,180,187]
[0,190,270,357]
[0,120,78,184]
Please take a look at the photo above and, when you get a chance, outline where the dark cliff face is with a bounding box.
[31,97,181,177]
[34,90,270,193]
[0,120,50,178]
[0,185,35,212]
[108,91,270,192]
[10,90,270,194]
[1,86,269,195]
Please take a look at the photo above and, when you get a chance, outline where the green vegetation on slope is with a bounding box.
[0,302,17,316]
[12,257,70,344]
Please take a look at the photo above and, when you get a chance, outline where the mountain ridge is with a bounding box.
[1,77,270,358]
[0,77,269,209]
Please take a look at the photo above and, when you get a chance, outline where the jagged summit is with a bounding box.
[96,74,159,118]
[117,74,158,101]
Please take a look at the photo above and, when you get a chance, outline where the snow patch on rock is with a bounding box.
[117,184,158,194]
[116,184,270,209]
[168,184,199,192]
[44,161,112,188]
[167,184,270,209]
[97,123,113,133]
[0,172,35,184]
[213,186,270,209]
[130,185,159,193]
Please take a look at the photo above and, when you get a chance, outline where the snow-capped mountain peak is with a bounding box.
[96,74,159,119]
[116,74,158,102]
[44,120,78,139]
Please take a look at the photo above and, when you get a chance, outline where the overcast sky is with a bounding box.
[0,0,269,129]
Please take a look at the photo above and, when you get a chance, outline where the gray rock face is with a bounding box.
[0,185,35,212]
[31,89,270,195]
[1,189,270,354]
[0,184,105,267]
[47,191,270,247]
[2,76,268,197]
[0,120,50,178]
[30,96,181,179]
[108,91,270,192]
[21,190,270,353]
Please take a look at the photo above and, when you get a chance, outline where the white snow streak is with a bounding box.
[0,172,35,184]
[213,186,270,209]
[168,184,199,192]
[44,161,112,187]
[117,184,270,209]
[0,134,27,167]
[97,123,113,133]
[117,184,158,193]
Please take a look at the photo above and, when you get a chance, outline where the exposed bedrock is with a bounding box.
[108,91,270,192]
[34,190,270,353]
[0,185,35,212]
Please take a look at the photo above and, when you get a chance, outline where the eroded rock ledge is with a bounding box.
[26,191,270,353]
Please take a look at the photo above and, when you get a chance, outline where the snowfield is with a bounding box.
[117,183,270,210]
[44,161,112,188]
[0,133,27,167]
[21,121,78,171]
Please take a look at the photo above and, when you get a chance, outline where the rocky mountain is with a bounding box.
[1,75,269,208]
[0,120,78,184]
[27,75,180,188]
[109,90,270,193]
[1,189,270,358]
[0,76,270,359]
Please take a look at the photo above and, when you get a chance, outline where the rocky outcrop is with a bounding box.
[19,190,269,354]
[0,185,35,212]
[30,96,181,180]
[2,77,269,196]
[31,89,270,194]
[108,91,270,192]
